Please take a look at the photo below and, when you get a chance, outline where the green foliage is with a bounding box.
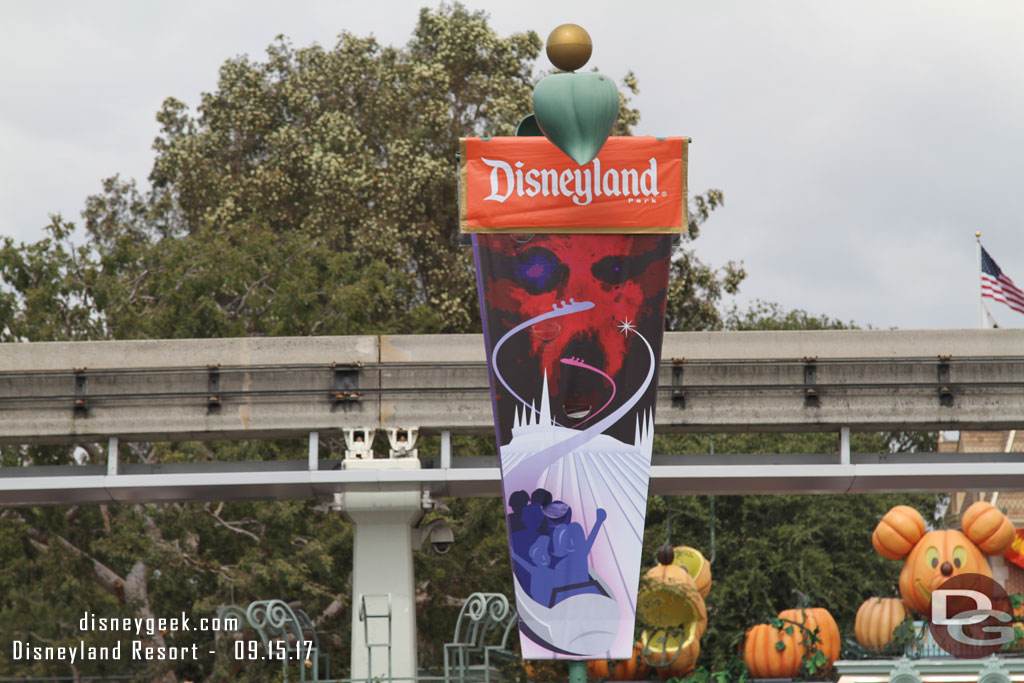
[643,475,936,674]
[414,496,514,670]
[0,484,354,681]
[0,3,674,343]
[672,660,750,683]
[769,615,828,678]
[0,216,103,342]
[725,299,857,331]
[0,13,739,343]
[0,3,926,681]
[666,189,747,331]
[890,614,921,653]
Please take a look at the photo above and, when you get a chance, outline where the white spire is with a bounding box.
[642,410,654,450]
[540,371,552,426]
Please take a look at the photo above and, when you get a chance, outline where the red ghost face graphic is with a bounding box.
[477,233,671,422]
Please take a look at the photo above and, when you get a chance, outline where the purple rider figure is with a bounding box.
[512,508,607,606]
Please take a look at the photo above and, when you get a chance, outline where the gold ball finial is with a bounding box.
[546,24,592,72]
[976,231,982,237]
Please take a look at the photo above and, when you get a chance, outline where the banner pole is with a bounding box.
[465,23,683,664]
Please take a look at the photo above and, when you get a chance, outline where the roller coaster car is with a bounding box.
[514,570,619,657]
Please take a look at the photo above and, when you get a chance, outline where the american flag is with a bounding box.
[981,246,1024,315]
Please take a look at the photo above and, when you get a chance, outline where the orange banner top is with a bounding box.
[459,137,688,233]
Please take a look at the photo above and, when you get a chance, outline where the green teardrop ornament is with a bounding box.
[532,72,620,165]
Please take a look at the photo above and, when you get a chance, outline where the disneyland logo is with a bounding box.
[479,157,662,206]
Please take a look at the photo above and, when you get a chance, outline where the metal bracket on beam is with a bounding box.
[803,357,820,408]
[938,355,953,407]
[331,363,361,408]
[74,368,87,417]
[386,427,418,459]
[343,428,375,460]
[671,359,685,409]
[207,365,221,414]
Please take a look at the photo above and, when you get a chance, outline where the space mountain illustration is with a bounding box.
[472,233,672,660]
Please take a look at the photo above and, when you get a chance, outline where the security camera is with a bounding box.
[430,523,454,555]
[412,518,455,554]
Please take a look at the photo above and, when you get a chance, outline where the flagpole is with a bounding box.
[977,231,984,329]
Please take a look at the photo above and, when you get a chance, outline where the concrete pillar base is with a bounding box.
[340,476,423,681]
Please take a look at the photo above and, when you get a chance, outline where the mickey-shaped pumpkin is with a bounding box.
[873,501,1016,615]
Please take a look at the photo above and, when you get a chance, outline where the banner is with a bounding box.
[473,231,672,660]
[460,137,687,233]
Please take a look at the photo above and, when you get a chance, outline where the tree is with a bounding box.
[666,189,746,331]
[1,10,742,343]
[0,4,751,680]
[724,299,855,331]
[7,12,534,339]
[0,5,555,679]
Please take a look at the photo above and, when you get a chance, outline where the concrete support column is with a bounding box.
[839,426,850,465]
[341,482,423,681]
[440,430,452,469]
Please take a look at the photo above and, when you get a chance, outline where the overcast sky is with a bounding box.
[2,0,1023,330]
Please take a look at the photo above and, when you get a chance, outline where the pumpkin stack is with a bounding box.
[672,545,712,599]
[588,543,713,680]
[743,606,840,679]
[629,544,712,681]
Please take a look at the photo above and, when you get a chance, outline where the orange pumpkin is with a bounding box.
[872,505,926,560]
[586,641,650,681]
[899,528,991,615]
[637,562,708,638]
[642,628,700,681]
[672,546,712,599]
[855,597,908,653]
[777,607,840,667]
[961,501,1016,555]
[744,622,806,679]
